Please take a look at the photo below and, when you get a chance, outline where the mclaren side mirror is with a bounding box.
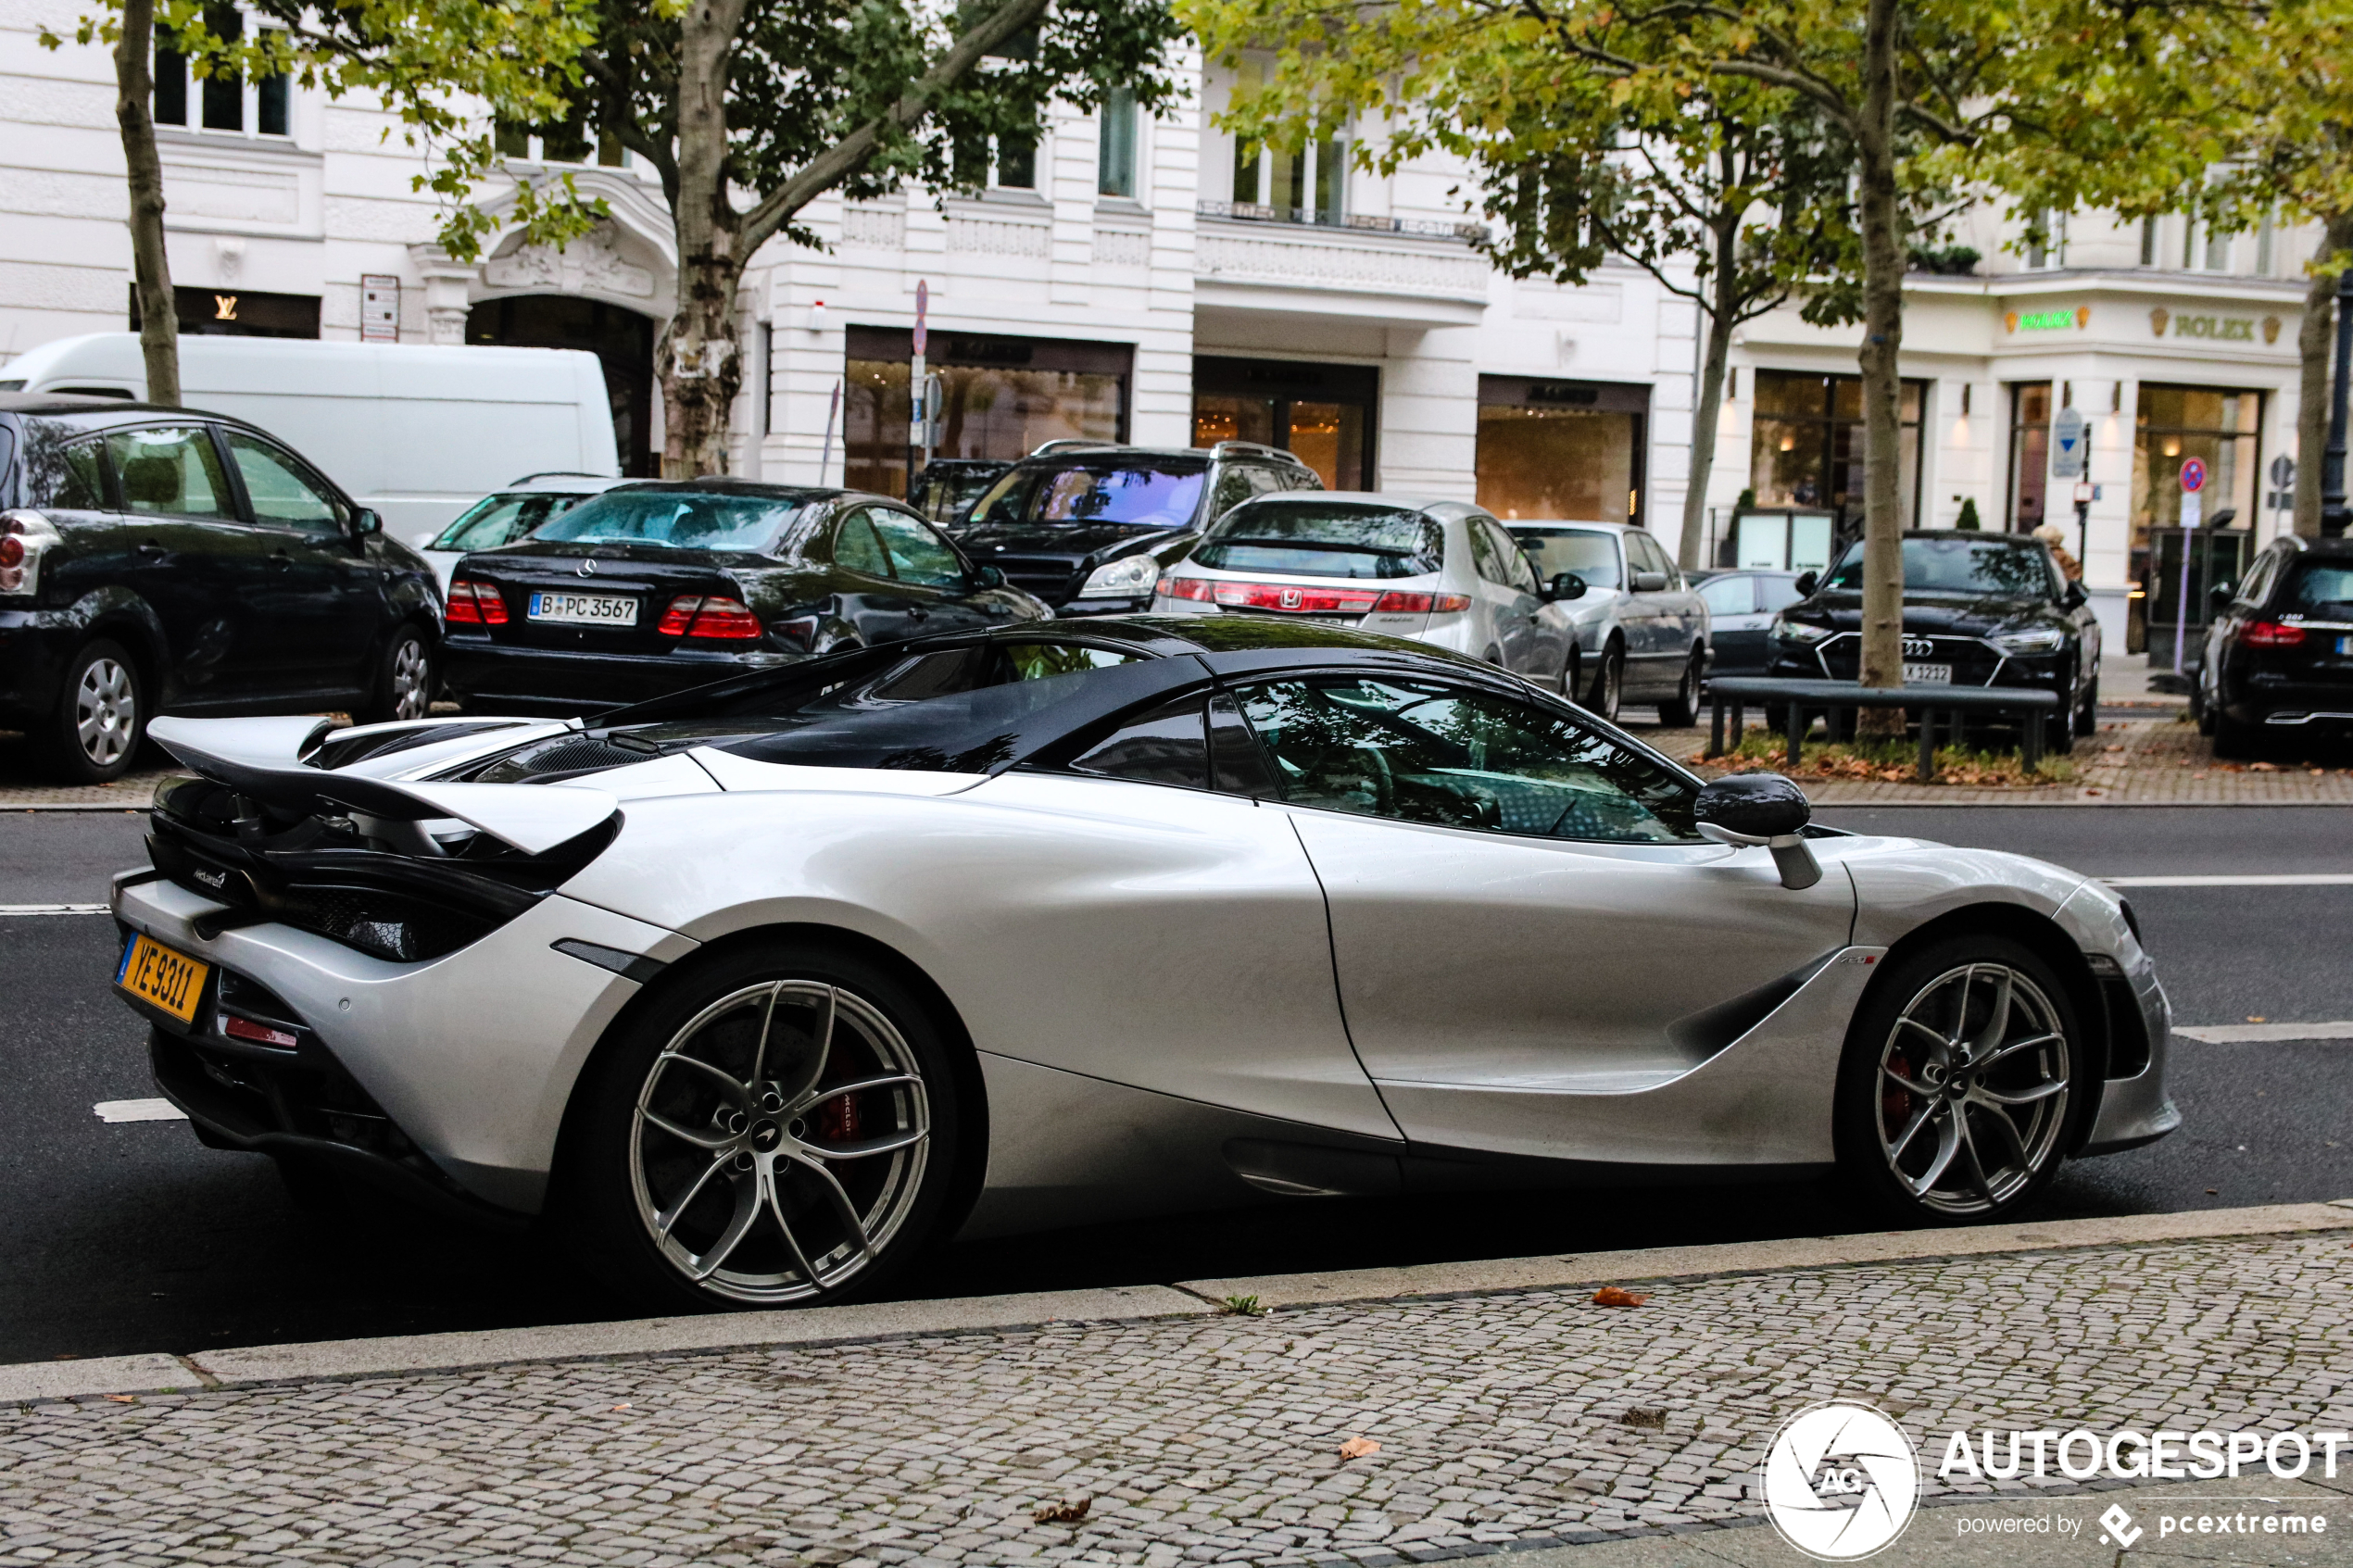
[1793,571,1819,597]
[1549,571,1588,602]
[1693,772,1822,891]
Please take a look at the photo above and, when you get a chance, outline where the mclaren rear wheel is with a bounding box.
[561,943,966,1310]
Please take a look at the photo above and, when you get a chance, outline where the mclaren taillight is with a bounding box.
[660,595,762,640]
[447,580,508,625]
[2243,620,2306,647]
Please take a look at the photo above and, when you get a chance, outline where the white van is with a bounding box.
[0,333,621,541]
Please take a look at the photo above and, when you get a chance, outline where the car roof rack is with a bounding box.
[1028,439,1123,457]
[1210,441,1297,463]
[508,470,615,483]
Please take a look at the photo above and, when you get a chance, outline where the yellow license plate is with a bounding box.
[117,933,210,1024]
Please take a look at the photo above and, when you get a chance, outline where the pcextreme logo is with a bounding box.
[1762,1402,1922,1561]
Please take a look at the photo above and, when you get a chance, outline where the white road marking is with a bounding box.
[93,1098,188,1123]
[0,903,108,916]
[2102,874,2353,887]
[2174,1022,2353,1044]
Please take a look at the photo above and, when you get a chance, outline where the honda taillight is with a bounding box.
[1371,591,1473,614]
[661,594,761,639]
[1157,575,1215,602]
[2244,620,2306,646]
[448,580,507,626]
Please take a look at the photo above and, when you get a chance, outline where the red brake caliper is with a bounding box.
[1882,1052,1912,1133]
[817,1091,860,1144]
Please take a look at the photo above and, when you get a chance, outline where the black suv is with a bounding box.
[1766,530,2102,749]
[954,440,1322,613]
[0,395,441,782]
[2196,533,2353,758]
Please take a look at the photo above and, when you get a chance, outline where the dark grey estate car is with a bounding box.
[954,440,1323,614]
[0,393,440,782]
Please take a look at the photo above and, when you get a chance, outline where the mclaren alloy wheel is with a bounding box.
[568,948,963,1310]
[1837,937,2082,1223]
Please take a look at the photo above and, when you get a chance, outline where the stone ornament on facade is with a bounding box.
[2076,305,2092,329]
[2264,315,2283,345]
[841,205,906,250]
[2150,307,2170,336]
[1197,231,1488,299]
[1092,228,1151,268]
[2004,311,2019,333]
[484,224,657,299]
[946,216,1052,258]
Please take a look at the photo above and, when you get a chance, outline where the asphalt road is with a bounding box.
[4,804,2349,1365]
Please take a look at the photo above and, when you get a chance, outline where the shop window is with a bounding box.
[1193,358,1376,489]
[132,284,319,339]
[847,329,1129,498]
[2130,384,2261,554]
[2007,383,2052,533]
[1747,370,1925,531]
[1099,88,1138,198]
[1474,378,1647,526]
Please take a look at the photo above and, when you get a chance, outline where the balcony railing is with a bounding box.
[1196,200,1484,245]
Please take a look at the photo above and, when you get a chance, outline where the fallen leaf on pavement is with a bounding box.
[2250,761,2281,771]
[611,1404,632,1412]
[1339,1436,1381,1459]
[104,1395,135,1404]
[1034,1497,1091,1524]
[2247,1016,2267,1023]
[1591,1286,1650,1307]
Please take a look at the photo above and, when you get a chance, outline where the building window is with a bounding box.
[2258,209,2276,275]
[1748,370,1927,531]
[954,130,1038,190]
[1470,377,1647,526]
[2025,212,2064,270]
[494,119,629,168]
[2139,217,2158,268]
[1194,358,1378,490]
[151,9,290,138]
[1232,134,1346,222]
[1099,87,1138,198]
[2007,382,2052,533]
[153,25,187,124]
[2204,224,2231,271]
[845,329,1129,498]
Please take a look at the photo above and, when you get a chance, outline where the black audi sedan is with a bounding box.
[440,479,1051,714]
[954,440,1322,614]
[1765,531,2101,749]
[2196,533,2353,758]
[0,393,440,782]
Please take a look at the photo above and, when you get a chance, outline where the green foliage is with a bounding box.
[43,0,608,261]
[1956,497,1981,530]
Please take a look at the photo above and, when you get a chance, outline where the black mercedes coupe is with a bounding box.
[1764,531,2102,750]
[440,480,1050,714]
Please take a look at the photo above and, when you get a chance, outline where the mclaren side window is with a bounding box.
[1058,690,1280,795]
[1227,675,1700,843]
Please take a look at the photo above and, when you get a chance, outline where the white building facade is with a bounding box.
[1,0,2321,653]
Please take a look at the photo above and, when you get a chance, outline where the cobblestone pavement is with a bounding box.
[5,1233,2349,1566]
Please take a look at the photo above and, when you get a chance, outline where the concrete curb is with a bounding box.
[1177,1199,2353,1311]
[6,1201,2349,1406]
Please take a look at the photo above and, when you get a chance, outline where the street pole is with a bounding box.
[907,280,929,504]
[2324,266,2353,537]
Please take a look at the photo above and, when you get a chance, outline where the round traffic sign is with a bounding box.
[2181,457,2207,493]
